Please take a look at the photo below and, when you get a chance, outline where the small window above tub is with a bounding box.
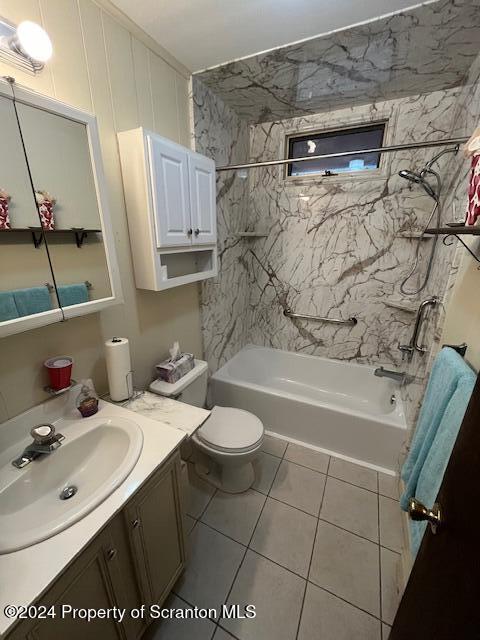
[286,123,386,178]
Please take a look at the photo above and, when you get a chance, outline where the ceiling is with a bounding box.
[111,0,423,72]
[195,0,480,123]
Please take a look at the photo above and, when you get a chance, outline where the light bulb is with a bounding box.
[15,21,52,63]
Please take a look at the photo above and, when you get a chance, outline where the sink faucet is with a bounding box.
[12,424,64,469]
[374,366,410,385]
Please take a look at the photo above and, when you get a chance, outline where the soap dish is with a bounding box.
[44,379,77,396]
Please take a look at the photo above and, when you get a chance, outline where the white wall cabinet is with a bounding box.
[118,128,217,291]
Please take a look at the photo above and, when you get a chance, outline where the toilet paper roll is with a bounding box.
[105,337,132,402]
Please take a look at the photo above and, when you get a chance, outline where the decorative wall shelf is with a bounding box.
[396,231,431,240]
[237,231,268,238]
[424,226,480,263]
[0,227,102,248]
[385,299,417,314]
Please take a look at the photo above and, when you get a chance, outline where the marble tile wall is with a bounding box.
[243,89,460,368]
[192,78,251,372]
[195,0,480,123]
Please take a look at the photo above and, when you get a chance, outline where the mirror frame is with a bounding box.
[0,78,122,338]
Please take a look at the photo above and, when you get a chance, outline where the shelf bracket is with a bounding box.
[74,230,88,248]
[31,229,44,249]
[443,234,480,264]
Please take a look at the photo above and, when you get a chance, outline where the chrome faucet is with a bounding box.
[398,296,439,362]
[12,424,64,469]
[374,367,410,385]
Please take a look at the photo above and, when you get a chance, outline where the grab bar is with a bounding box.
[283,307,357,326]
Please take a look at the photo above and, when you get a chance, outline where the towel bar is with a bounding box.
[45,281,93,293]
[442,342,467,357]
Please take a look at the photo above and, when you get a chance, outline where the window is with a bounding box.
[286,123,386,177]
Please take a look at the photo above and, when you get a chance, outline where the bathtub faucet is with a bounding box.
[374,367,410,385]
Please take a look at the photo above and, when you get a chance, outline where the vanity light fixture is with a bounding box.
[0,17,52,74]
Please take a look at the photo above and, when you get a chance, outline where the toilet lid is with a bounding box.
[196,406,264,452]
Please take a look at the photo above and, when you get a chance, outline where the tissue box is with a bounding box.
[156,352,195,383]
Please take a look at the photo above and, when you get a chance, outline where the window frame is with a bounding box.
[284,119,389,183]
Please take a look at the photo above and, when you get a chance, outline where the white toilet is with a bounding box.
[149,359,264,493]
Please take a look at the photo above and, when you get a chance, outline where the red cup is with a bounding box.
[44,356,73,391]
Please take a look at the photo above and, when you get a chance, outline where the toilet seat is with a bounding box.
[196,406,264,453]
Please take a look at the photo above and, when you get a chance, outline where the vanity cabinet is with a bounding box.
[118,128,217,291]
[6,451,186,640]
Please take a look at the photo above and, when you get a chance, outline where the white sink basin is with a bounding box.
[0,416,143,554]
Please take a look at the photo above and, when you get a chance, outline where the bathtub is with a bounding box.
[210,345,407,473]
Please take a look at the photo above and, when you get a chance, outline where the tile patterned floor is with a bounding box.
[153,436,403,640]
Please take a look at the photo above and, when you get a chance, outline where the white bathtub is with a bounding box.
[210,345,407,472]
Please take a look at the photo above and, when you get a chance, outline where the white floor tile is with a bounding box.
[250,498,317,577]
[188,463,216,518]
[270,460,326,515]
[378,473,399,500]
[222,550,305,640]
[262,434,288,457]
[298,582,381,640]
[310,520,380,617]
[150,594,216,640]
[202,489,266,545]
[382,622,392,639]
[284,443,329,473]
[321,477,379,542]
[379,496,403,553]
[184,514,197,535]
[175,522,245,611]
[252,452,281,494]
[380,547,402,625]
[329,457,378,492]
[214,627,236,639]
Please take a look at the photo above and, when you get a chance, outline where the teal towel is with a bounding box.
[0,291,19,321]
[57,283,89,307]
[400,348,467,510]
[410,370,476,555]
[12,286,52,316]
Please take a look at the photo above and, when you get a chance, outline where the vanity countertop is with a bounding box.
[0,396,186,638]
[112,390,210,435]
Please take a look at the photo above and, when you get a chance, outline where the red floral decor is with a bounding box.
[0,188,11,230]
[35,190,56,231]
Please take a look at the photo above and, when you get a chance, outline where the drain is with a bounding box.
[60,485,78,500]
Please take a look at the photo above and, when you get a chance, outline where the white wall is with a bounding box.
[0,0,202,420]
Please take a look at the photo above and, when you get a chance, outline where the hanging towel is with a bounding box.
[400,347,467,510]
[0,291,19,322]
[12,286,52,317]
[57,283,89,307]
[410,370,476,555]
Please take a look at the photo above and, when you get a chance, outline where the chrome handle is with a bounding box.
[408,497,442,534]
[413,296,439,354]
[106,548,117,561]
[194,228,200,236]
[132,519,140,529]
[187,228,193,236]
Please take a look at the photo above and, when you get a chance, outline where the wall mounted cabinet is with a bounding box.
[118,128,217,291]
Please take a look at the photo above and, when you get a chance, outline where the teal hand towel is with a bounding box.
[12,286,52,316]
[0,291,19,321]
[400,347,467,510]
[410,370,476,555]
[57,283,89,307]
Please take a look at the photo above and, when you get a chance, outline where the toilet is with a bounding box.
[149,359,264,493]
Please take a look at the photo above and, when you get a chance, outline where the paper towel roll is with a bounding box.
[105,337,132,402]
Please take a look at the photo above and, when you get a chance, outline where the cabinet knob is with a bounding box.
[106,548,117,561]
[132,519,140,529]
[187,228,193,236]
[194,228,200,236]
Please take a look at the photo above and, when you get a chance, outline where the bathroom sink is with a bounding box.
[0,416,143,554]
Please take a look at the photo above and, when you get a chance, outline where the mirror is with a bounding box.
[0,94,59,326]
[16,102,112,305]
[0,80,121,338]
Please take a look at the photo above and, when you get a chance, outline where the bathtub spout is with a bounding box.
[374,367,410,385]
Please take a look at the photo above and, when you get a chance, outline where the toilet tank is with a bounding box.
[149,359,208,407]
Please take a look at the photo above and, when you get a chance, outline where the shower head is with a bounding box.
[398,168,438,199]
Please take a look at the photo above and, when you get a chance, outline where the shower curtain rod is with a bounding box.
[215,136,469,172]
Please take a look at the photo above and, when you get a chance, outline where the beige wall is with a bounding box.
[441,245,480,373]
[0,0,203,421]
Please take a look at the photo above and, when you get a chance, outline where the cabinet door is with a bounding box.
[147,134,191,248]
[188,151,217,245]
[125,453,186,606]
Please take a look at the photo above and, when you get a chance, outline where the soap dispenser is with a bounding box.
[76,379,99,417]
